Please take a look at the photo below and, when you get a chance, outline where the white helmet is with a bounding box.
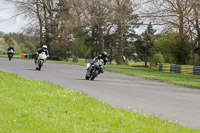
[42,45,47,51]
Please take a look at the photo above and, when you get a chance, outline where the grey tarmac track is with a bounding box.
[0,58,200,129]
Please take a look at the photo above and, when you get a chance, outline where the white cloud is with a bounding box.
[0,1,28,33]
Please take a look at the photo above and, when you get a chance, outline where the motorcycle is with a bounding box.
[7,49,15,61]
[85,59,104,80]
[35,52,47,71]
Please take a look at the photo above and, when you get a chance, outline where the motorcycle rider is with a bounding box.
[7,45,15,59]
[34,45,49,63]
[88,51,108,73]
[7,45,15,53]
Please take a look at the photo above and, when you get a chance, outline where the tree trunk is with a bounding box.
[99,26,104,52]
[194,8,200,58]
[145,61,148,68]
[109,38,113,64]
[36,0,43,46]
[177,0,184,38]
[42,1,52,55]
[117,22,124,65]
[144,46,148,67]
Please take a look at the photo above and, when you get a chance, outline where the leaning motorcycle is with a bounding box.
[35,52,47,71]
[7,49,15,61]
[85,59,104,80]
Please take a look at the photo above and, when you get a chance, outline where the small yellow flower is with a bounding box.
[134,110,137,113]
[54,124,56,126]
[53,115,56,117]
[144,114,149,118]
[102,102,104,104]
[169,121,173,123]
[13,120,16,122]
[8,121,10,123]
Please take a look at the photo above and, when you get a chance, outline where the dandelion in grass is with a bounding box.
[13,120,16,122]
[134,110,137,113]
[8,121,10,123]
[53,115,56,117]
[169,121,173,123]
[144,114,149,118]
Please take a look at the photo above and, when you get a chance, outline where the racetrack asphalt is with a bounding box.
[0,58,200,129]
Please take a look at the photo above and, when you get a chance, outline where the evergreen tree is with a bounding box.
[134,23,156,67]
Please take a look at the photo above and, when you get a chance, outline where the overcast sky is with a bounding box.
[0,1,28,33]
[0,0,152,35]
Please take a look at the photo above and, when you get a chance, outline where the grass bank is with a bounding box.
[0,71,199,132]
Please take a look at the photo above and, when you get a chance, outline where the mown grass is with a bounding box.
[1,55,200,89]
[0,54,22,59]
[0,71,199,132]
[48,61,200,90]
[105,65,200,89]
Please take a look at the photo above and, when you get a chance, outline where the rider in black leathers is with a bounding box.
[88,52,108,73]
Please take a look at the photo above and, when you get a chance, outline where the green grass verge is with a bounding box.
[0,71,199,132]
[48,61,200,90]
[0,54,24,60]
[1,55,200,89]
[105,65,200,89]
[47,60,86,66]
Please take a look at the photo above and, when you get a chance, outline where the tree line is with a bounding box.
[3,0,200,66]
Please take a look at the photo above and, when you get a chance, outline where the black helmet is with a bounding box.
[102,52,107,57]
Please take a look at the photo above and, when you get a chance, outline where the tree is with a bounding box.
[152,33,177,63]
[134,23,156,67]
[152,52,165,65]
[141,0,195,64]
[3,34,17,46]
[70,37,91,58]
[185,0,200,63]
[152,32,192,64]
[6,0,140,60]
[112,0,139,64]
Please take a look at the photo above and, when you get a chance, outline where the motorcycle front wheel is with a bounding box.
[90,71,97,80]
[38,60,43,71]
[85,75,90,80]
